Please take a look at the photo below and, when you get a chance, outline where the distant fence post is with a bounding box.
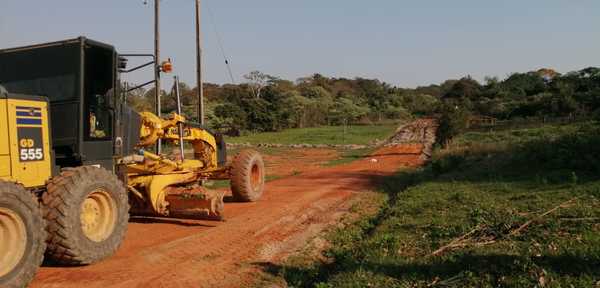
[343,119,347,146]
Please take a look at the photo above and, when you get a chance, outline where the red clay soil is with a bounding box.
[30,144,425,288]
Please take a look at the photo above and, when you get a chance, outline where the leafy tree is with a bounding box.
[124,85,153,112]
[474,98,508,117]
[440,79,459,96]
[443,77,482,100]
[501,72,546,98]
[414,85,443,99]
[244,71,277,99]
[329,97,370,125]
[243,97,277,131]
[400,92,440,115]
[123,66,600,134]
[279,91,313,128]
[213,102,246,131]
[383,105,411,120]
[484,76,499,87]
[437,103,471,147]
[536,68,560,82]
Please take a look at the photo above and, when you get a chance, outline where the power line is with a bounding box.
[206,2,236,84]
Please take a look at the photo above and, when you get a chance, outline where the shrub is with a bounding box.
[431,154,466,175]
[436,103,471,147]
[516,125,600,173]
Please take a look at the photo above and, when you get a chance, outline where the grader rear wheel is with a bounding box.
[0,181,46,288]
[230,149,265,202]
[42,166,129,265]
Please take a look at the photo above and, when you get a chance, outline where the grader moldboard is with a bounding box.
[0,37,265,287]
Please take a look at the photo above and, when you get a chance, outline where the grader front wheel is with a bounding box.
[80,188,118,242]
[0,181,46,288]
[42,166,129,265]
[230,149,265,202]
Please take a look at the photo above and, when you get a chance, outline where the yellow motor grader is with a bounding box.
[0,37,265,287]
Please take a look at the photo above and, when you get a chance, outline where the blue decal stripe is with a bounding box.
[17,118,42,125]
[16,111,42,117]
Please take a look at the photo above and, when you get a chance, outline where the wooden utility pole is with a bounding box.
[195,0,205,125]
[154,0,162,153]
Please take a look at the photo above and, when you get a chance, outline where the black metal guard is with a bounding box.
[119,54,157,92]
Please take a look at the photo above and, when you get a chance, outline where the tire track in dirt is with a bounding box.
[31,120,436,288]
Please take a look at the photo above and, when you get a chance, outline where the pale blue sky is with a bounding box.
[1,0,599,88]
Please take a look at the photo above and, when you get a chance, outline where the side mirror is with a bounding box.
[118,57,128,70]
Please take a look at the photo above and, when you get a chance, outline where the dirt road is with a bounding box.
[30,143,427,288]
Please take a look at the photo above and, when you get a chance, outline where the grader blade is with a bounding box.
[165,187,225,220]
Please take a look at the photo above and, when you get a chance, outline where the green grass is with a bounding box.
[264,121,600,287]
[323,148,376,167]
[226,124,399,146]
[456,122,588,146]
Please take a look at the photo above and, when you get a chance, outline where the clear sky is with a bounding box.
[1,0,599,88]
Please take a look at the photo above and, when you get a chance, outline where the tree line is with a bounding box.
[125,67,600,134]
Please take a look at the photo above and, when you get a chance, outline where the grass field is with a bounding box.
[323,147,376,167]
[225,124,399,145]
[456,122,585,146]
[266,121,600,287]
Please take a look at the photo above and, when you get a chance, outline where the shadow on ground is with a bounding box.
[129,216,219,227]
[254,253,600,286]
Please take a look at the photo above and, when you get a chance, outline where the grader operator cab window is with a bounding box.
[0,44,79,102]
[84,45,113,141]
[87,94,110,139]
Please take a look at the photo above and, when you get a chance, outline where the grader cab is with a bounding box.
[0,37,265,287]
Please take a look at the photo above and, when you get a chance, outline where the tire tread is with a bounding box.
[42,166,129,265]
[230,149,265,202]
[0,181,46,288]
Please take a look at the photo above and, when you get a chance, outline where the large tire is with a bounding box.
[230,149,265,202]
[0,181,46,288]
[42,166,129,265]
